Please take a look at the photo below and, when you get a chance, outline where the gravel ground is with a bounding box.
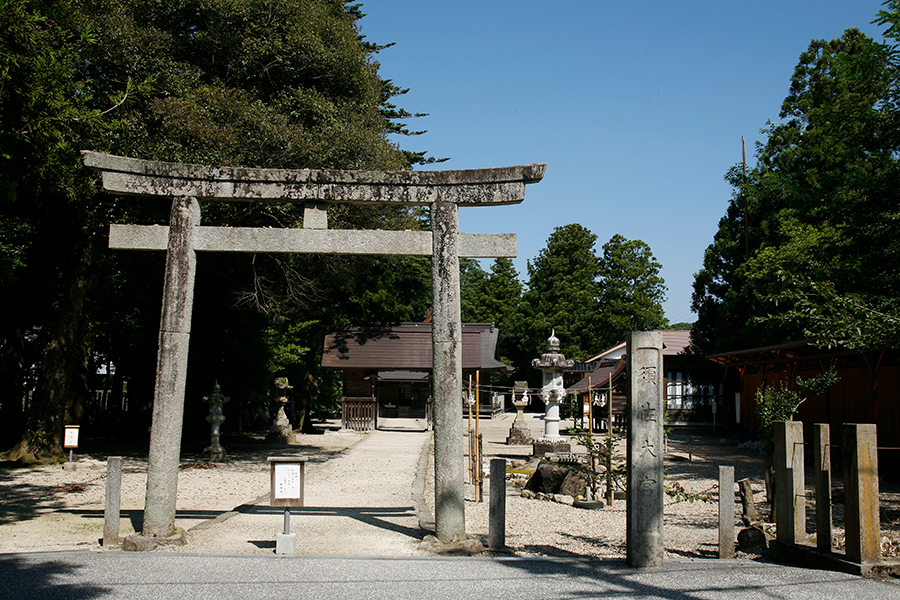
[2,412,897,559]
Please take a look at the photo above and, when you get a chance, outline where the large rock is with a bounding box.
[524,462,570,494]
[558,470,588,498]
[738,527,770,550]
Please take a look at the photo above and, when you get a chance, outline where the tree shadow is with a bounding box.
[0,555,109,600]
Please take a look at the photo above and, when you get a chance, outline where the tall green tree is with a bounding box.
[521,224,601,362]
[596,234,667,348]
[1,0,433,459]
[690,19,900,355]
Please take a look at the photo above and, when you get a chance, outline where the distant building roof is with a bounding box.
[566,360,626,394]
[585,330,692,362]
[321,322,511,372]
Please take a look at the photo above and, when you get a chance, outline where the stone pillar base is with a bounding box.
[63,462,77,471]
[276,532,296,555]
[506,425,533,445]
[533,439,571,457]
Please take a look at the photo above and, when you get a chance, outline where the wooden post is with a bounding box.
[813,423,832,553]
[842,423,880,565]
[774,421,805,545]
[475,371,482,502]
[606,371,614,506]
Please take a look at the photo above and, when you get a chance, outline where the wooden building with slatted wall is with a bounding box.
[321,322,511,422]
[708,341,900,458]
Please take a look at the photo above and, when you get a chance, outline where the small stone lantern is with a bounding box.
[204,383,229,462]
[266,377,293,444]
[506,381,533,445]
[532,330,573,456]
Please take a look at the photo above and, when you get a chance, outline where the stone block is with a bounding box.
[506,427,533,445]
[276,532,296,555]
[532,440,570,457]
[738,527,770,550]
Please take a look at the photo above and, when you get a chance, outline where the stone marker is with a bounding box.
[532,331,573,457]
[626,330,664,568]
[103,456,123,547]
[82,151,545,542]
[774,421,805,545]
[718,465,735,559]
[842,423,880,565]
[488,458,507,550]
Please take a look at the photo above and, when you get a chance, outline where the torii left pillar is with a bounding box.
[145,196,199,536]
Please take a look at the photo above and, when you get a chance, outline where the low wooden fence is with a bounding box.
[341,397,377,431]
[771,421,900,577]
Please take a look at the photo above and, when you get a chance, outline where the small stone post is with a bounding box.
[431,200,466,543]
[144,196,200,538]
[204,383,229,462]
[103,456,123,547]
[626,331,664,568]
[506,382,532,445]
[774,421,806,545]
[718,465,735,559]
[488,458,507,550]
[813,423,833,553]
[842,423,880,565]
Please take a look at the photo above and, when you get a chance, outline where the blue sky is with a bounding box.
[358,1,887,324]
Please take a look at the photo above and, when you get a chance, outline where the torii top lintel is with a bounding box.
[81,151,546,206]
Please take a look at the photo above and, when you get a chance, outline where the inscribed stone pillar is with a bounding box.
[626,330,664,568]
[143,196,200,537]
[431,201,466,543]
[842,423,880,565]
[774,420,805,545]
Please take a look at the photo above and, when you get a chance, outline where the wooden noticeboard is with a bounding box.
[267,457,307,508]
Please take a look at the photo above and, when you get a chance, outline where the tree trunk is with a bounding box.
[1,237,96,463]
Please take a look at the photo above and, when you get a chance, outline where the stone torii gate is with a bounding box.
[81,151,544,542]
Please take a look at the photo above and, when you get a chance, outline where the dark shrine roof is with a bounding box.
[321,322,511,372]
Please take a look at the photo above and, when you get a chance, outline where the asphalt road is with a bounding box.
[2,552,898,600]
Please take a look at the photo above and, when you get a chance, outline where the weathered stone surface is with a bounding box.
[532,440,571,457]
[525,462,570,494]
[122,530,186,552]
[813,423,832,553]
[559,470,588,498]
[719,465,736,559]
[82,151,546,206]
[431,201,465,543]
[738,527,770,550]
[626,331,665,568]
[110,224,517,258]
[103,456,122,548]
[506,426,533,445]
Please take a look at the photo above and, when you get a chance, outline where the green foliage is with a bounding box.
[521,224,602,362]
[691,17,900,355]
[754,370,839,456]
[596,234,668,348]
[0,0,435,454]
[566,421,624,499]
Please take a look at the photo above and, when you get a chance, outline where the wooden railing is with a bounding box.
[341,397,377,431]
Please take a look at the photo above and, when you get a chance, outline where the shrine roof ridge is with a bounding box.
[81,151,546,205]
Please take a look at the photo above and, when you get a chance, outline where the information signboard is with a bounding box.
[268,457,306,508]
[63,425,80,449]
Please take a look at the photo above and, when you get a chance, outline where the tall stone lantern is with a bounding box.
[532,330,573,456]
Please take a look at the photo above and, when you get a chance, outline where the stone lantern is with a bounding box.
[204,383,229,462]
[266,377,294,444]
[532,330,573,456]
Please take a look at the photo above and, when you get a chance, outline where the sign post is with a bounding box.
[63,425,80,471]
[268,457,306,555]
